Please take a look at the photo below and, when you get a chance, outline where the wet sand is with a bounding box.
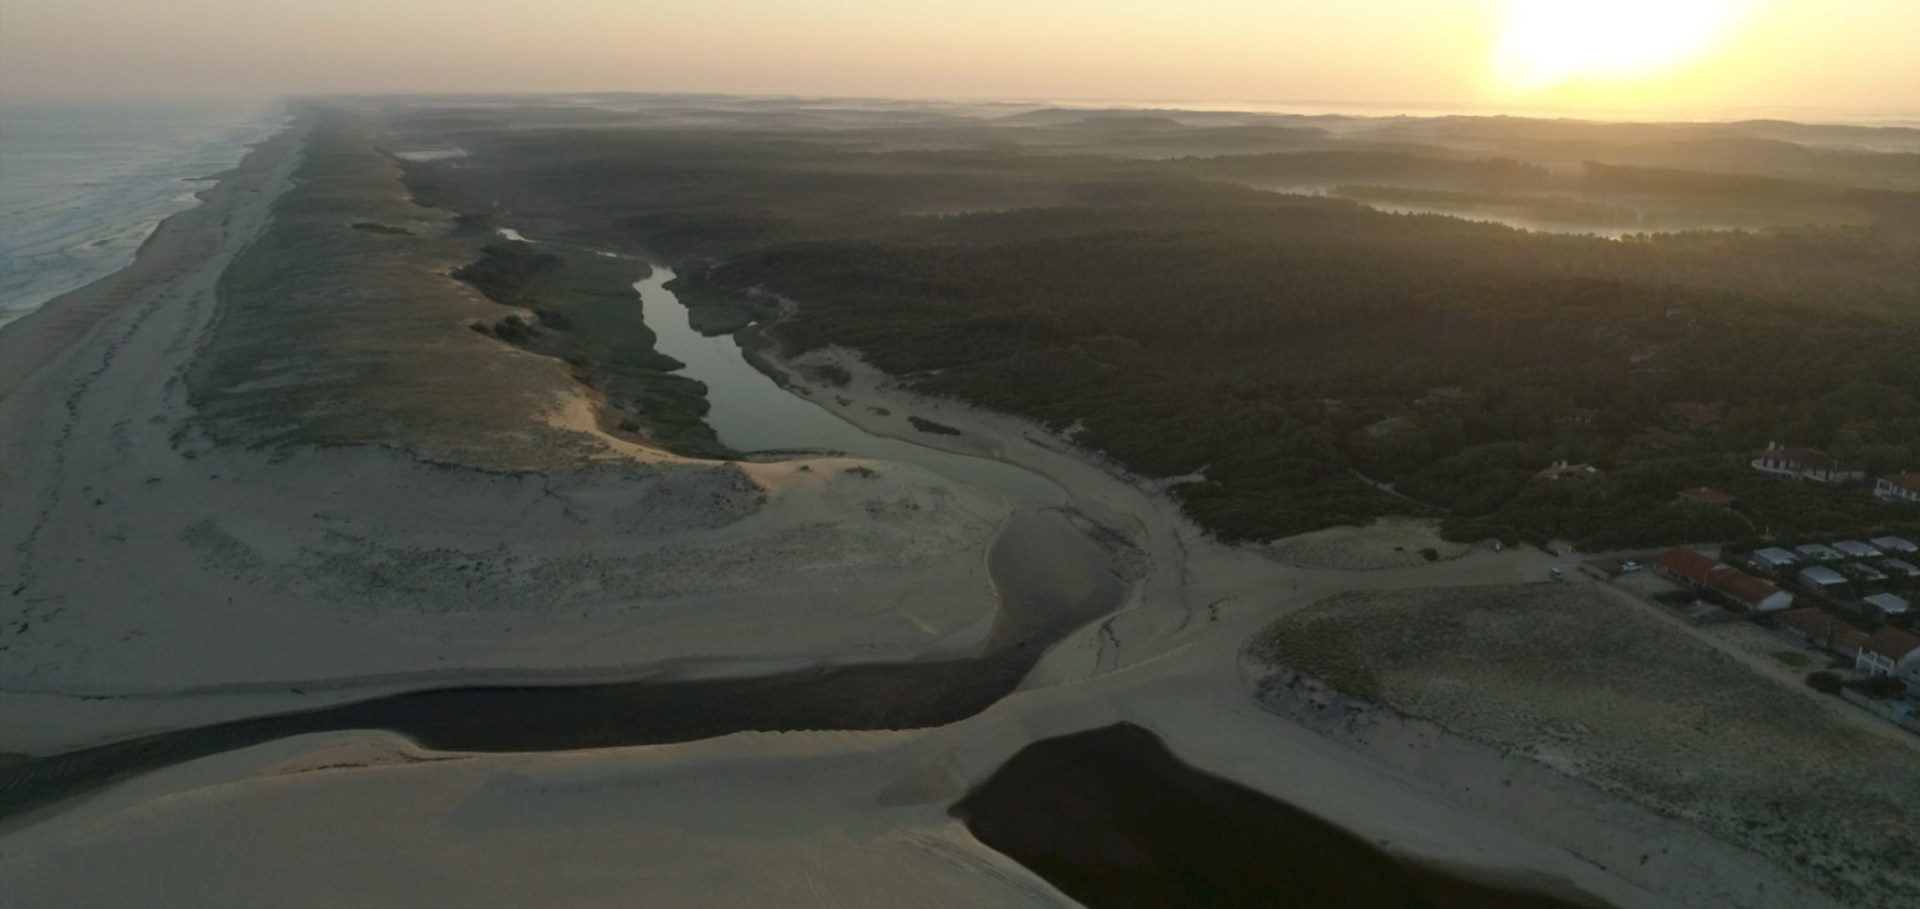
[0,129,300,402]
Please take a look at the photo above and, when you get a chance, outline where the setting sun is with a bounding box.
[1492,0,1752,92]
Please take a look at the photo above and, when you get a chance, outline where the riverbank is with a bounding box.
[0,114,1018,756]
[2,100,1890,909]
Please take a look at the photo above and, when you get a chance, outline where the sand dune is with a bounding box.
[1,111,1896,909]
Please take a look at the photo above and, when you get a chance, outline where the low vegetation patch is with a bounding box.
[1248,585,1920,909]
[908,415,962,436]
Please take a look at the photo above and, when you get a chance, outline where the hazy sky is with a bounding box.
[2,0,1916,115]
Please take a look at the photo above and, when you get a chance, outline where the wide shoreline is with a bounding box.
[0,103,1870,909]
[0,124,304,405]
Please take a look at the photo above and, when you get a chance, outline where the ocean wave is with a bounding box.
[0,99,290,330]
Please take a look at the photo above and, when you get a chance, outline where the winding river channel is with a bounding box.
[0,261,1126,822]
[2,248,1618,909]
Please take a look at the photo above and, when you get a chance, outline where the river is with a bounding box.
[636,265,1064,503]
[0,263,1125,822]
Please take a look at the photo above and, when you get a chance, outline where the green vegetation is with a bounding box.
[189,111,607,470]
[809,363,853,387]
[908,416,962,436]
[663,269,762,336]
[449,244,731,457]
[388,104,1920,543]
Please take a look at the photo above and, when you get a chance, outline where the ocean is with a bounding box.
[0,98,287,330]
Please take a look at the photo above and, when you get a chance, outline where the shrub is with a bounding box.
[1804,671,1843,695]
[811,363,853,387]
[909,416,962,436]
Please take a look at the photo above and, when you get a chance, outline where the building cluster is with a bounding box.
[1749,536,1920,619]
[1751,444,1919,503]
[1654,539,1920,697]
[1653,547,1794,612]
[1877,472,1920,504]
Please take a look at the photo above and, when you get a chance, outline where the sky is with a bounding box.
[2,0,1916,117]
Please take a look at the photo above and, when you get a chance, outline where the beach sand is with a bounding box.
[0,119,1006,754]
[1,111,1897,909]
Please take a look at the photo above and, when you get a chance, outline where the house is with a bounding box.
[1874,473,1920,503]
[1417,386,1471,411]
[1664,401,1724,433]
[1533,461,1603,483]
[1707,571,1794,612]
[1676,486,1736,508]
[1779,608,1870,655]
[1797,565,1848,590]
[1750,547,1798,570]
[1880,558,1920,580]
[1795,543,1844,562]
[1652,548,1790,611]
[1654,547,1718,585]
[1834,540,1882,559]
[1863,593,1912,616]
[1870,536,1917,554]
[1751,443,1865,484]
[1855,627,1920,679]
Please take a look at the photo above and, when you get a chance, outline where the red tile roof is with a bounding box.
[1779,609,1870,653]
[1833,627,1872,655]
[1862,627,1920,662]
[1883,473,1920,495]
[1706,571,1783,609]
[1779,608,1830,637]
[1653,547,1717,584]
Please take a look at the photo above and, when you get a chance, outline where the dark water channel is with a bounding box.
[0,511,1121,821]
[957,724,1615,909]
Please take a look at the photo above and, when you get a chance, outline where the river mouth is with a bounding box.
[0,507,1123,823]
[955,723,1615,909]
[1,247,1131,822]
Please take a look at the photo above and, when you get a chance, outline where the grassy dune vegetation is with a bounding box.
[191,114,604,469]
[1248,586,1920,909]
[452,242,729,456]
[384,100,1920,544]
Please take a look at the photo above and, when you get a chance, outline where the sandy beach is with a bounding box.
[0,120,1011,753]
[1,109,1903,909]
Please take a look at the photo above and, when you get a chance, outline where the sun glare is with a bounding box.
[1492,0,1750,93]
